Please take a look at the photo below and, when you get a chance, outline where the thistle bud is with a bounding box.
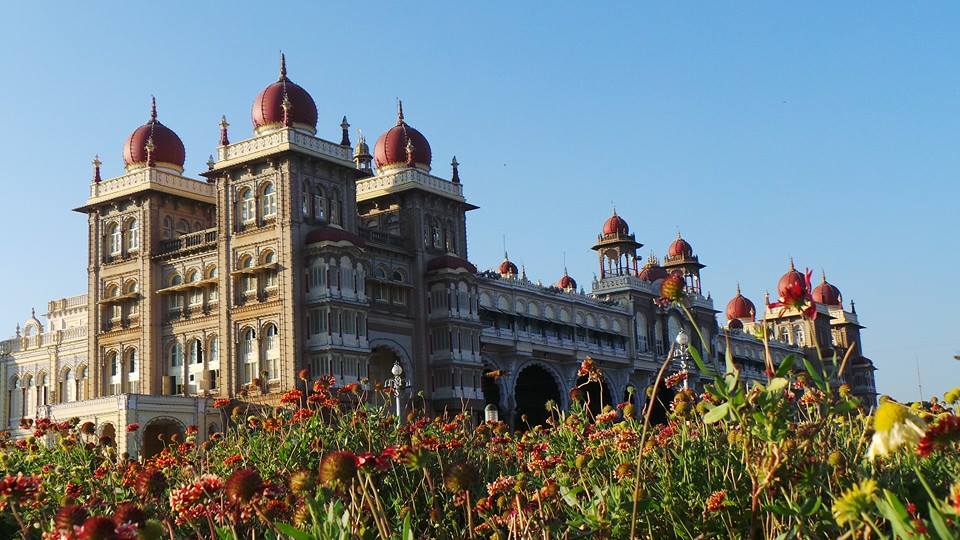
[442,462,479,494]
[113,502,147,527]
[226,468,265,504]
[77,516,118,540]
[659,273,685,303]
[319,451,358,488]
[135,468,168,499]
[289,469,316,495]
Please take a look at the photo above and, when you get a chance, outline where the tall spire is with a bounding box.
[736,282,741,295]
[219,115,230,146]
[150,95,157,122]
[821,269,827,282]
[789,257,796,271]
[92,155,102,183]
[397,98,405,125]
[279,51,287,80]
[451,156,460,183]
[340,116,351,146]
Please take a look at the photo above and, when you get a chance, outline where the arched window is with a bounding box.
[262,324,279,380]
[206,266,219,302]
[302,185,311,218]
[208,336,219,365]
[108,223,122,255]
[313,188,326,222]
[262,252,277,288]
[126,218,139,251]
[9,376,22,421]
[431,222,441,249]
[176,219,190,237]
[188,339,203,365]
[239,188,255,223]
[106,352,120,396]
[77,366,88,400]
[240,328,256,384]
[239,256,254,294]
[125,281,139,316]
[60,368,73,403]
[170,342,183,368]
[169,274,183,312]
[330,189,341,225]
[39,373,49,406]
[128,349,137,373]
[162,216,174,240]
[262,183,276,218]
[186,270,202,306]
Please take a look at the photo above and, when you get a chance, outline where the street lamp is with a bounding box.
[675,329,690,390]
[484,403,500,423]
[385,360,409,422]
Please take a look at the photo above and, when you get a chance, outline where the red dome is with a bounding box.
[498,255,518,276]
[374,101,432,171]
[602,211,629,235]
[122,98,185,172]
[555,272,577,290]
[728,318,744,330]
[638,264,668,282]
[427,255,476,274]
[725,287,756,321]
[251,54,318,134]
[812,273,842,306]
[305,226,365,247]
[667,234,693,258]
[777,263,807,301]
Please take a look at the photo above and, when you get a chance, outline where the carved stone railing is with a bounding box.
[356,168,464,201]
[358,228,405,248]
[88,168,214,204]
[157,228,218,256]
[216,128,352,166]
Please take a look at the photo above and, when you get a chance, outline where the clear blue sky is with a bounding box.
[0,2,957,401]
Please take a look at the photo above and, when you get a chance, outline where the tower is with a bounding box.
[662,232,705,295]
[591,210,643,278]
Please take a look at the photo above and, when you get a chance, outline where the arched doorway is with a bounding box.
[575,376,613,418]
[513,364,561,430]
[142,418,185,458]
[368,347,401,408]
[647,384,675,426]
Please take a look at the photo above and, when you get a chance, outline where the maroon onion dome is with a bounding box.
[728,318,744,330]
[555,271,577,290]
[777,259,807,302]
[252,53,318,135]
[122,97,186,173]
[374,100,432,172]
[725,284,756,321]
[498,253,518,276]
[667,233,693,258]
[812,271,842,306]
[602,210,629,236]
[638,253,668,282]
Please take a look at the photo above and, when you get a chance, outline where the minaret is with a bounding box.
[92,155,102,184]
[340,116,351,146]
[353,130,372,174]
[451,156,461,184]
[219,115,230,146]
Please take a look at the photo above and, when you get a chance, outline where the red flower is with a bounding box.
[768,263,817,319]
[0,473,42,510]
[225,468,264,504]
[213,398,232,409]
[917,415,960,457]
[706,490,727,513]
[658,272,686,305]
[125,423,139,433]
[298,368,311,381]
[55,504,88,532]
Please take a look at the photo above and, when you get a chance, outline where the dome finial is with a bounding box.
[340,116,351,146]
[219,115,230,146]
[150,96,157,122]
[92,155,102,183]
[279,51,287,80]
[821,268,827,283]
[789,257,795,271]
[736,282,741,295]
[451,156,460,183]
[397,98,405,125]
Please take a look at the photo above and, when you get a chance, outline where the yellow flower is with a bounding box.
[832,479,878,526]
[944,387,960,405]
[867,399,926,461]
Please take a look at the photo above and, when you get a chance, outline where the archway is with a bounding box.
[142,417,185,458]
[647,384,675,426]
[368,347,401,408]
[513,364,562,430]
[575,376,613,418]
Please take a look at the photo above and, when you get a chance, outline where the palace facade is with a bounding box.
[0,56,876,456]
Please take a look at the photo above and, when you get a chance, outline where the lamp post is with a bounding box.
[484,403,499,423]
[386,360,408,422]
[675,329,690,390]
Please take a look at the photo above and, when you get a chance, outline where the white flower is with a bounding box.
[867,399,926,461]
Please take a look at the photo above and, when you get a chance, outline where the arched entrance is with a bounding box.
[647,384,675,426]
[368,347,401,408]
[575,376,613,417]
[513,364,561,430]
[142,418,185,458]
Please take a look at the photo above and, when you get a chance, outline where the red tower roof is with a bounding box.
[374,101,432,171]
[498,253,518,276]
[725,285,756,321]
[812,272,842,306]
[602,210,629,236]
[555,271,577,290]
[667,233,693,258]
[122,97,185,173]
[251,54,318,134]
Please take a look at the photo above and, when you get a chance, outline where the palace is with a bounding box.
[0,55,876,456]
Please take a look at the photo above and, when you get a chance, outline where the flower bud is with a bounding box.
[226,468,265,504]
[319,451,358,488]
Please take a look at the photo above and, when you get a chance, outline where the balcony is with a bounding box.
[157,229,218,257]
[359,228,406,248]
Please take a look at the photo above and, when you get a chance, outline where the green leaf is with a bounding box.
[875,491,914,540]
[767,377,788,394]
[402,513,414,540]
[802,357,826,390]
[689,344,717,380]
[725,339,736,375]
[929,503,957,540]
[775,354,795,377]
[703,401,730,424]
[275,523,313,540]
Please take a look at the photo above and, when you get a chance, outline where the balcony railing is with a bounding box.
[158,229,218,256]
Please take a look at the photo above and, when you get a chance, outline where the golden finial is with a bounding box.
[150,96,157,121]
[279,51,287,80]
[397,98,405,125]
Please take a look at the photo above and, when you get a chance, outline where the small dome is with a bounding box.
[812,272,842,306]
[777,260,808,301]
[602,210,629,235]
[251,54,318,135]
[123,97,185,173]
[555,271,577,291]
[725,286,756,321]
[374,101,432,171]
[667,233,693,258]
[498,253,518,277]
[427,255,476,274]
[728,318,744,330]
[638,255,668,282]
